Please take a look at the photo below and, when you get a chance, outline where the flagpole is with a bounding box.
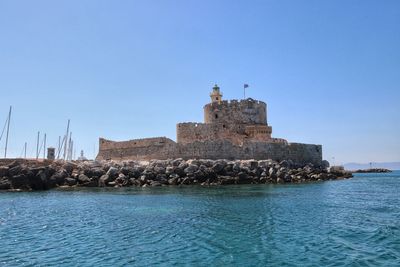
[243,84,249,99]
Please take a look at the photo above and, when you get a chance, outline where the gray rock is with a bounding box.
[9,174,30,189]
[78,174,91,184]
[115,173,129,186]
[0,166,9,177]
[84,167,105,178]
[153,166,165,174]
[283,174,292,182]
[249,160,258,170]
[30,170,48,190]
[99,174,111,187]
[62,162,77,174]
[168,177,178,185]
[165,166,175,175]
[8,165,23,177]
[181,177,195,185]
[0,177,11,190]
[212,162,225,174]
[106,167,119,179]
[50,169,68,186]
[171,158,183,166]
[184,164,198,174]
[321,160,330,169]
[151,181,162,187]
[238,172,248,181]
[65,178,77,186]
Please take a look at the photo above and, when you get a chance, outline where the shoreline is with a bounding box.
[352,168,392,173]
[0,158,352,192]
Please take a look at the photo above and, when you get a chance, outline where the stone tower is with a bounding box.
[210,84,223,104]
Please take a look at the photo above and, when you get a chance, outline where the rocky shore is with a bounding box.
[353,168,392,173]
[0,159,353,191]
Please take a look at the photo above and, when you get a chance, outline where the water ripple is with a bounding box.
[0,173,400,266]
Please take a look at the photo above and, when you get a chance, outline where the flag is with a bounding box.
[244,84,249,88]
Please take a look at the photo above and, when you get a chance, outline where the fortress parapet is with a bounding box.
[97,84,323,166]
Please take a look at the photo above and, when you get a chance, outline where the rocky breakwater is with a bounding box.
[353,168,392,173]
[0,159,353,191]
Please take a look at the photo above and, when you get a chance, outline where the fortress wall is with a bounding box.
[176,123,219,144]
[176,141,322,166]
[97,137,177,161]
[176,122,253,145]
[97,138,322,166]
[204,99,267,125]
[99,137,175,150]
[286,143,323,166]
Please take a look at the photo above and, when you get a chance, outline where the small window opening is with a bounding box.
[215,114,218,119]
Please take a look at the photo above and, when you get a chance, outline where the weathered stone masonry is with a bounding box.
[96,85,323,166]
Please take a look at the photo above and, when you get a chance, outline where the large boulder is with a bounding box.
[106,167,119,179]
[0,177,11,190]
[174,162,188,177]
[49,169,68,186]
[120,167,134,177]
[184,164,198,175]
[321,160,330,169]
[165,166,175,175]
[237,172,252,184]
[78,174,91,184]
[8,165,23,177]
[84,167,105,178]
[115,174,129,186]
[30,169,48,190]
[65,178,77,186]
[98,174,112,187]
[62,162,77,174]
[171,158,183,166]
[9,174,30,190]
[153,166,165,175]
[212,162,226,174]
[248,160,259,170]
[0,166,9,177]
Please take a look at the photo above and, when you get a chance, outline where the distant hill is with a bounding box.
[343,162,400,171]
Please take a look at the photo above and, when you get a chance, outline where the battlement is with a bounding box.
[211,98,266,107]
[176,122,205,126]
[204,97,267,125]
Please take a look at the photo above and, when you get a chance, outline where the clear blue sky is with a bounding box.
[0,0,399,164]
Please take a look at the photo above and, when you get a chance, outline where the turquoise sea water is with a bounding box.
[0,172,399,266]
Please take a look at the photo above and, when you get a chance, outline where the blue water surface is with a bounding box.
[0,172,399,266]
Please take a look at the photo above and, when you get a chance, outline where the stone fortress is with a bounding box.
[96,85,323,166]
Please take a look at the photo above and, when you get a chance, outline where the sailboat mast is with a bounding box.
[36,131,40,160]
[4,106,12,158]
[43,133,47,159]
[63,120,70,160]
